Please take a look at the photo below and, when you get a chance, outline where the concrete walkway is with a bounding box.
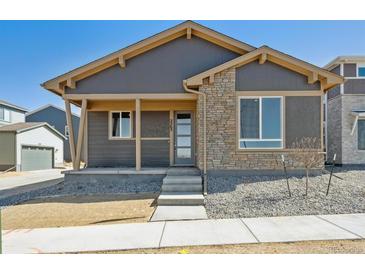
[0,169,64,199]
[3,213,365,254]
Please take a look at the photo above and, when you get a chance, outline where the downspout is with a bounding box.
[183,80,207,195]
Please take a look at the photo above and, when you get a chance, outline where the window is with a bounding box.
[239,96,283,149]
[110,111,132,138]
[0,107,10,122]
[358,64,365,77]
[358,120,365,150]
[65,125,70,139]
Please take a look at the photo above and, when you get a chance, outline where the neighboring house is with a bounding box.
[0,122,65,171]
[0,99,27,126]
[26,104,82,162]
[324,56,365,164]
[41,21,343,191]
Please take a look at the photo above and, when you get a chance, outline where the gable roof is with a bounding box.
[324,56,365,70]
[26,104,80,117]
[0,99,28,112]
[42,21,256,96]
[185,46,344,91]
[0,122,66,139]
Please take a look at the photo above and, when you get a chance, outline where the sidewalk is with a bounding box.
[0,169,64,200]
[3,213,365,254]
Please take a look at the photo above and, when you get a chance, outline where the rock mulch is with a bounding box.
[206,167,365,219]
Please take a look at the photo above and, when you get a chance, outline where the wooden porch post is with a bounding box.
[169,110,174,166]
[75,99,87,170]
[64,99,76,169]
[135,98,141,171]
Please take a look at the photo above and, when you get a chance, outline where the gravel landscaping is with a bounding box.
[206,167,365,219]
[0,176,162,207]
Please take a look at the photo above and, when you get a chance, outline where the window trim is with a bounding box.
[108,111,133,140]
[358,118,365,151]
[0,107,11,122]
[357,63,365,78]
[238,96,284,149]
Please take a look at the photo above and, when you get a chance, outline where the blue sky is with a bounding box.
[1,20,365,112]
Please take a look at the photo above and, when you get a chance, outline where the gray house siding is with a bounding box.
[344,79,365,94]
[87,111,170,167]
[285,96,321,148]
[26,106,80,162]
[344,63,357,77]
[0,132,16,171]
[235,61,321,91]
[87,111,135,167]
[65,36,240,94]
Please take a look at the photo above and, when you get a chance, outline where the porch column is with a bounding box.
[75,99,87,170]
[64,99,76,169]
[135,98,141,171]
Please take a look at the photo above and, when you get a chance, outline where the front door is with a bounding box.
[174,112,194,165]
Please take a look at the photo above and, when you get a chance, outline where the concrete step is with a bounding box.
[163,176,202,185]
[157,192,205,206]
[162,183,202,192]
[167,168,201,176]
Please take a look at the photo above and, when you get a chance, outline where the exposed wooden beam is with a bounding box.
[63,93,198,101]
[308,72,318,84]
[75,99,87,170]
[66,78,76,89]
[118,56,126,68]
[187,27,192,39]
[135,98,141,171]
[259,53,267,64]
[64,99,76,169]
[320,78,328,92]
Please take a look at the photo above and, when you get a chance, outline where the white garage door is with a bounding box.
[21,145,53,171]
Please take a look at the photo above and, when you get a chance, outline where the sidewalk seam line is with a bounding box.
[315,215,363,239]
[158,221,167,248]
[239,218,260,243]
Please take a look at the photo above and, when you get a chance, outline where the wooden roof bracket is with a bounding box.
[259,53,267,64]
[66,78,76,89]
[119,56,126,68]
[187,27,192,39]
[308,72,318,84]
[208,73,215,84]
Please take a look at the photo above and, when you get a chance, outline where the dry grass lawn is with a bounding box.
[1,194,156,230]
[0,171,27,179]
[98,239,365,254]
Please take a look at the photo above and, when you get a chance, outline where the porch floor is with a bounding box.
[62,167,168,175]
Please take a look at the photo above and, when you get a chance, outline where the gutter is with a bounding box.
[183,80,207,195]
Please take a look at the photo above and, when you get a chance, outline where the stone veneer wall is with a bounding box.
[327,96,343,164]
[195,68,313,171]
[341,95,365,164]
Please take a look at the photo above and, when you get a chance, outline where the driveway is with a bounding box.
[0,169,64,199]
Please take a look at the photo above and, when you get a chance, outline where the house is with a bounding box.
[324,56,365,164]
[26,104,82,162]
[0,122,65,171]
[0,99,28,126]
[0,100,65,171]
[41,21,343,194]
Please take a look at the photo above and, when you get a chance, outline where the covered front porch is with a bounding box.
[64,93,201,172]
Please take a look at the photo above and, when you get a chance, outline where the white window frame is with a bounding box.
[0,107,11,122]
[109,111,133,139]
[238,96,283,149]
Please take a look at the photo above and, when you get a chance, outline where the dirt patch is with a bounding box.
[1,194,157,229]
[97,239,365,254]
